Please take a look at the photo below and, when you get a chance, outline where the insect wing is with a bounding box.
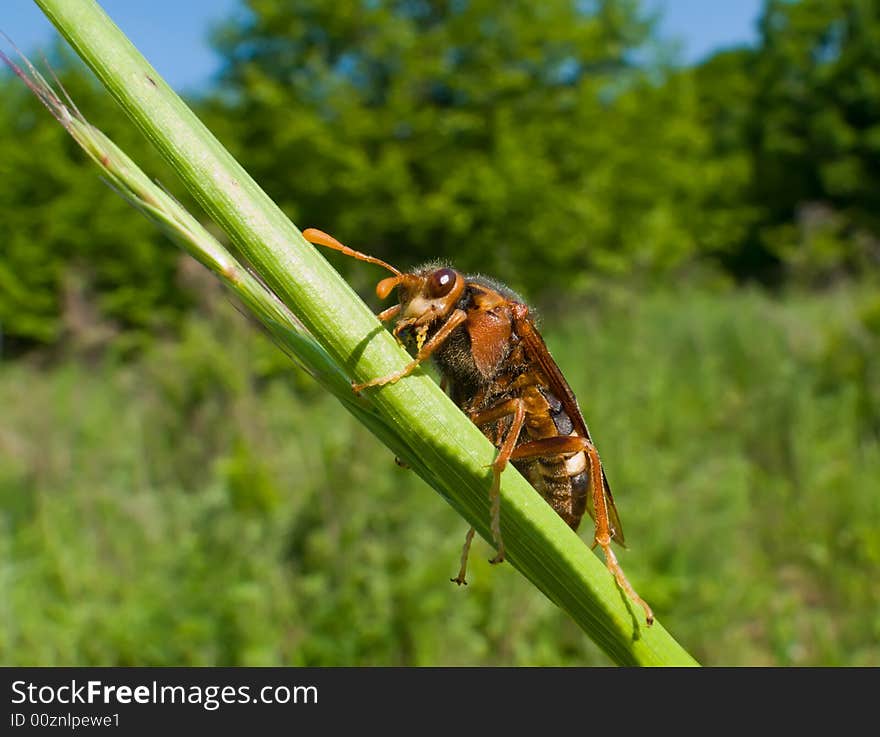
[512,307,627,546]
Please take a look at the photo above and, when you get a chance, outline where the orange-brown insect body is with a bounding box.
[302,228,652,625]
[410,271,598,533]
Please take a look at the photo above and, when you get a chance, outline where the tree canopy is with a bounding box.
[2,0,879,352]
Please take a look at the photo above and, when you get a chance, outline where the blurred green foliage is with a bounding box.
[2,1,879,351]
[0,46,195,354]
[1,287,877,666]
[2,0,879,665]
[751,0,880,274]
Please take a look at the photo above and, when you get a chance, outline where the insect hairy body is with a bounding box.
[420,276,591,529]
[302,228,653,626]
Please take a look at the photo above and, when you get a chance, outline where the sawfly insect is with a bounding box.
[303,228,653,626]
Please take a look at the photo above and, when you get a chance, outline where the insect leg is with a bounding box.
[377,304,401,322]
[450,526,476,585]
[581,442,654,625]
[509,435,654,626]
[353,308,468,392]
[468,398,527,565]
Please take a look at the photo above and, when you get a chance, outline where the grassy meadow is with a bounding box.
[2,283,877,667]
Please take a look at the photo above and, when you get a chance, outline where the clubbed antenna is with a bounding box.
[302,228,401,276]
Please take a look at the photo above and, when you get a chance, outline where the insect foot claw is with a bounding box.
[450,576,468,586]
[488,553,505,565]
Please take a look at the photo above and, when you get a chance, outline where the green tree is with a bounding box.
[208,0,715,296]
[689,48,766,278]
[748,0,880,282]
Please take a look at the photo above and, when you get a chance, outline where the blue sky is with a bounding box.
[4,0,763,92]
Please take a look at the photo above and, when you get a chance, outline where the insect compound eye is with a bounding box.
[427,268,457,298]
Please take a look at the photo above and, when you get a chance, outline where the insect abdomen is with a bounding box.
[515,448,588,531]
[511,386,590,530]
